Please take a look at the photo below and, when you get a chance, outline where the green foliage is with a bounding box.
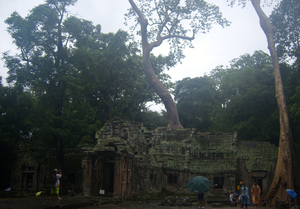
[0,79,37,189]
[270,0,300,68]
[0,81,36,143]
[209,51,279,143]
[2,0,171,155]
[2,0,172,173]
[289,84,300,164]
[269,0,300,164]
[125,0,231,64]
[138,111,169,130]
[174,76,217,131]
[3,0,300,169]
[3,0,85,156]
[70,29,157,123]
[174,51,281,141]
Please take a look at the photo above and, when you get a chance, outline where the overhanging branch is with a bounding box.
[150,33,195,49]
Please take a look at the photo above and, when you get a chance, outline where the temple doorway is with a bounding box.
[90,157,115,196]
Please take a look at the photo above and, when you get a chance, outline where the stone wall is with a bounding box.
[10,118,277,201]
[11,144,83,195]
[83,119,278,202]
[237,142,277,195]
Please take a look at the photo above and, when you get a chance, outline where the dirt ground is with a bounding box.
[0,195,276,209]
[79,202,274,209]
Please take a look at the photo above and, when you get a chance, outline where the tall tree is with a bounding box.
[269,0,300,167]
[229,0,300,203]
[4,0,78,170]
[3,0,165,153]
[209,51,279,142]
[251,0,300,202]
[126,0,230,128]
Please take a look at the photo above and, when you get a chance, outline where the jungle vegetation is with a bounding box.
[1,0,300,198]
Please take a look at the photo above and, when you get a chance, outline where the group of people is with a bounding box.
[230,181,261,208]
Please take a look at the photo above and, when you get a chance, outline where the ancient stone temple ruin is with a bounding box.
[82,119,278,201]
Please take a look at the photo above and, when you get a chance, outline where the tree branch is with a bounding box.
[128,0,150,53]
[156,1,170,41]
[150,33,195,49]
[128,0,147,26]
[251,0,276,36]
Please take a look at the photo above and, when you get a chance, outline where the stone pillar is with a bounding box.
[113,155,121,197]
[83,153,93,196]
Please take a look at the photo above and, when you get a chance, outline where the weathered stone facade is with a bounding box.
[10,144,84,196]
[82,119,278,201]
[8,118,277,201]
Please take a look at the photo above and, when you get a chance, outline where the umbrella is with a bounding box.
[187,176,211,193]
[286,189,297,199]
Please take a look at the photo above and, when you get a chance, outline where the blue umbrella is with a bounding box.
[187,176,211,193]
[286,189,297,199]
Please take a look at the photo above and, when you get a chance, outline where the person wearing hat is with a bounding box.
[237,181,243,191]
[50,169,62,200]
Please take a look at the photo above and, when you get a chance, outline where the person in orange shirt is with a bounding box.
[251,182,261,208]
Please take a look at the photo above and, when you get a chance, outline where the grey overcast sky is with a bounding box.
[0,0,273,85]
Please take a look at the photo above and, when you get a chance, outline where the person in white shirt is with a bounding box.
[50,169,62,200]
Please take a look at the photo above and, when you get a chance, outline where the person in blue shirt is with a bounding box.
[240,184,250,208]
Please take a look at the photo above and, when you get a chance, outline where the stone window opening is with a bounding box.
[22,166,35,188]
[168,174,178,185]
[213,177,224,188]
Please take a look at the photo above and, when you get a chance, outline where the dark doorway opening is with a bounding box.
[103,162,114,194]
[168,174,178,185]
[253,178,263,193]
[22,172,34,188]
[213,177,224,188]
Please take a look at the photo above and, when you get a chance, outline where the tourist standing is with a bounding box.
[251,182,261,208]
[241,184,250,208]
[198,192,205,208]
[50,169,62,200]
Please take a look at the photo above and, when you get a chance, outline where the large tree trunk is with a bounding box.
[142,48,183,129]
[251,0,300,205]
[128,0,183,129]
[54,16,66,171]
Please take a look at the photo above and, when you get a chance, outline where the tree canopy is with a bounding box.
[2,0,169,169]
[126,0,230,128]
[1,0,300,194]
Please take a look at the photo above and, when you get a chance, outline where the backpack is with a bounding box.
[51,173,57,185]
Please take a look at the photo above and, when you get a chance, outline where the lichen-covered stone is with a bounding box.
[83,119,277,202]
[10,118,277,202]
